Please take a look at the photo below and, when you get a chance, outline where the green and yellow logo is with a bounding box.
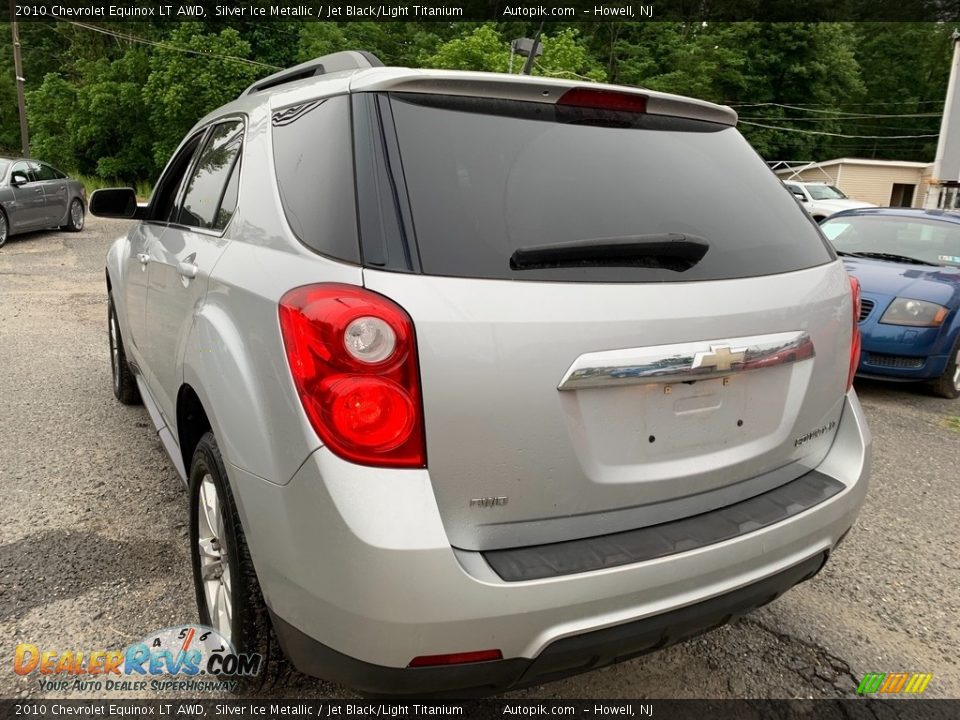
[857,672,933,695]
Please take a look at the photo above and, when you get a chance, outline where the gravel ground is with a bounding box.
[1,218,958,700]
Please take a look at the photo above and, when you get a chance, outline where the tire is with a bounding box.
[930,335,960,399]
[189,432,289,691]
[0,209,8,248]
[108,295,141,405]
[62,198,85,232]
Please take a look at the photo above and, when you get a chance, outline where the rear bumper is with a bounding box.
[229,391,870,695]
[272,551,828,696]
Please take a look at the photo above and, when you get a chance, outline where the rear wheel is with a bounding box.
[189,432,289,690]
[63,198,84,232]
[930,336,960,399]
[108,295,141,405]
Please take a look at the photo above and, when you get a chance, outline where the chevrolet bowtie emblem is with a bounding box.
[691,344,747,372]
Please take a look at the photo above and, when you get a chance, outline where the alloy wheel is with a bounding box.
[197,474,232,641]
[71,200,84,230]
[953,347,960,392]
[0,212,7,246]
[109,310,120,393]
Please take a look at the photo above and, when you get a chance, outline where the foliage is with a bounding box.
[142,24,259,169]
[2,21,955,185]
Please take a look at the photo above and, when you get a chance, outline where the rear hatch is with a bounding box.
[356,85,851,552]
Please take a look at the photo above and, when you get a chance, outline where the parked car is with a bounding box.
[783,181,876,221]
[0,157,86,247]
[91,51,871,695]
[821,207,960,398]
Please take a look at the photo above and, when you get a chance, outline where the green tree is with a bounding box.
[142,23,260,168]
[25,74,77,169]
[421,24,512,72]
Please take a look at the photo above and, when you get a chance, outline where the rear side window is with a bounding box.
[178,120,244,231]
[386,93,833,282]
[35,163,58,181]
[271,95,360,264]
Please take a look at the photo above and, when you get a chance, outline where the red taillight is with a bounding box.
[278,284,425,468]
[848,276,862,391]
[408,649,503,668]
[557,87,648,113]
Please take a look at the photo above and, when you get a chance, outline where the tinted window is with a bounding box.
[215,159,240,231]
[388,94,833,282]
[271,95,359,263]
[178,121,243,230]
[35,164,58,181]
[149,132,205,222]
[26,162,41,182]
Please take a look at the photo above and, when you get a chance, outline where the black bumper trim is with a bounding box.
[270,550,830,697]
[483,470,844,582]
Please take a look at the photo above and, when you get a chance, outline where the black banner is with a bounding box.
[1,700,959,720]
[2,0,960,23]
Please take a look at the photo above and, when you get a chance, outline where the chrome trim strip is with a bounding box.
[557,331,815,391]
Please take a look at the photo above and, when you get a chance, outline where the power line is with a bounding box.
[731,102,941,118]
[737,116,940,132]
[730,99,946,108]
[739,120,940,140]
[52,19,281,70]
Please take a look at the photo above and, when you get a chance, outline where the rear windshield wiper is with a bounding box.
[836,250,938,266]
[509,233,709,272]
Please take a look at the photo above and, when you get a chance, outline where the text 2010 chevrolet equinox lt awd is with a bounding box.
[92,51,871,695]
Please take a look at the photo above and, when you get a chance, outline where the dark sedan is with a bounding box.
[0,157,86,248]
[820,207,960,398]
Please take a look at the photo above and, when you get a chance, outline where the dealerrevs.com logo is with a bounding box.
[13,625,261,693]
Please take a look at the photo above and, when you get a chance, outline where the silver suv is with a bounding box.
[93,51,871,695]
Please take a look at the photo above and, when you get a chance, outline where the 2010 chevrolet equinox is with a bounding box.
[92,50,871,695]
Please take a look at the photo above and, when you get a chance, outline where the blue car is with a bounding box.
[820,208,960,398]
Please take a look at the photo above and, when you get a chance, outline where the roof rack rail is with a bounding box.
[242,50,383,96]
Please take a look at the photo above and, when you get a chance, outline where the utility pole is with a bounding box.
[10,0,31,158]
[520,22,545,76]
[927,29,960,209]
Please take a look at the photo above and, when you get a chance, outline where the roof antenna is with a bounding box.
[520,22,545,76]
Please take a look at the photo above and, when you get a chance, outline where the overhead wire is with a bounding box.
[738,120,940,140]
[50,19,282,70]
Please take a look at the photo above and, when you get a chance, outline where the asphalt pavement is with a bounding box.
[1,218,958,700]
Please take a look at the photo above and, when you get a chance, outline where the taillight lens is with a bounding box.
[279,284,425,468]
[557,87,648,113]
[848,276,862,391]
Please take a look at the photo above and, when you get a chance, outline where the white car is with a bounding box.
[783,181,876,221]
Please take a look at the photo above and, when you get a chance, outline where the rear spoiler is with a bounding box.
[350,73,738,127]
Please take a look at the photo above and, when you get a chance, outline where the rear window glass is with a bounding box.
[388,94,833,282]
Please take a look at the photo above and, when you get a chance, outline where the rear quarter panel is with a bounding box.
[179,99,364,485]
